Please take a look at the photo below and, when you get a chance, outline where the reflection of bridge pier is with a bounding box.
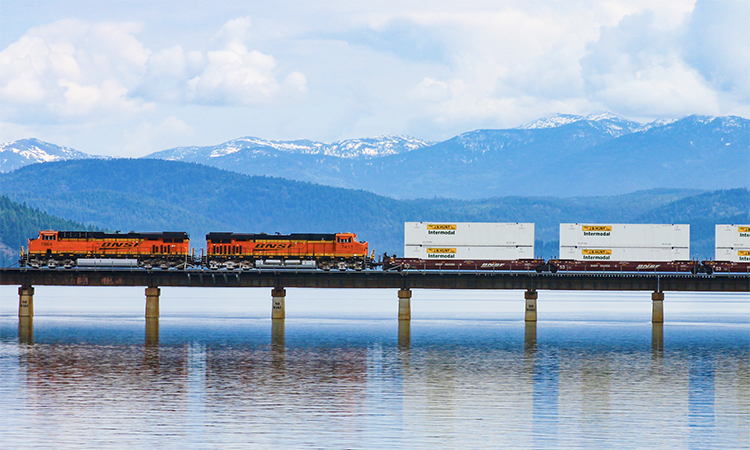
[652,323,664,362]
[398,320,411,351]
[144,318,160,367]
[19,316,33,344]
[271,319,285,350]
[145,318,160,347]
[525,322,537,355]
[271,319,286,372]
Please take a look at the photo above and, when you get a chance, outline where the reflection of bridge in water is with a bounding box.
[10,319,747,448]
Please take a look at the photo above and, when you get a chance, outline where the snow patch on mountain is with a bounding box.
[0,138,98,172]
[518,114,583,129]
[149,135,434,162]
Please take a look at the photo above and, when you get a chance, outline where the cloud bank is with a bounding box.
[0,0,746,156]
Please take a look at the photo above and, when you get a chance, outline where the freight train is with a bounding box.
[18,223,750,274]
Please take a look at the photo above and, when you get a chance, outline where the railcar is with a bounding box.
[20,230,191,269]
[545,259,705,274]
[205,232,372,271]
[382,254,548,272]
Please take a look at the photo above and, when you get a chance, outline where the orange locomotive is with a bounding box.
[205,232,372,270]
[21,230,191,269]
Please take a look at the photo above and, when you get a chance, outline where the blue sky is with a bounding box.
[0,0,748,156]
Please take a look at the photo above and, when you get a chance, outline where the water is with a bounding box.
[0,287,748,449]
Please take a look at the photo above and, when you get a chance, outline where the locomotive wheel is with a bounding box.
[535,265,544,273]
[548,264,558,274]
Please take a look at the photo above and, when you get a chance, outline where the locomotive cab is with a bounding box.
[40,231,58,241]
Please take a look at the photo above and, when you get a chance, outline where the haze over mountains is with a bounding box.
[1,112,747,199]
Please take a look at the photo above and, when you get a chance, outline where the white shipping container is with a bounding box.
[559,246,690,262]
[559,223,690,248]
[404,222,535,246]
[404,244,535,260]
[715,224,750,248]
[714,247,750,263]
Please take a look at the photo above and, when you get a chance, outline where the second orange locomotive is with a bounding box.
[205,232,372,270]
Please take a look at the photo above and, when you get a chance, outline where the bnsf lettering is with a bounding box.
[254,243,295,249]
[99,242,139,249]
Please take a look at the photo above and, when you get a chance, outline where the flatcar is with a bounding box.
[545,259,705,274]
[382,254,548,272]
[20,230,190,269]
[205,232,373,270]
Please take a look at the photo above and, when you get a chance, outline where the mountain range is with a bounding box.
[1,112,747,199]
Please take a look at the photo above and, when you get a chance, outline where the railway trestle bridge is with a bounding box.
[2,268,748,324]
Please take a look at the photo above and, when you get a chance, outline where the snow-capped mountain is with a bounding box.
[148,135,433,162]
[0,138,98,172]
[518,112,646,137]
[2,112,747,199]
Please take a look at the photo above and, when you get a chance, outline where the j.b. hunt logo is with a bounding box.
[427,248,456,259]
[427,224,457,235]
[582,249,611,260]
[99,242,139,249]
[739,227,750,237]
[740,250,750,262]
[582,225,611,237]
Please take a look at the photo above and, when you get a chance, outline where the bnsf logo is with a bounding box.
[254,243,295,249]
[99,242,139,249]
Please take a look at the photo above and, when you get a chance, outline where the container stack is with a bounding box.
[404,222,535,260]
[558,223,690,262]
[715,225,750,262]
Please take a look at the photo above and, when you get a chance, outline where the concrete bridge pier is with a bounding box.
[272,288,286,319]
[19,286,34,317]
[652,291,664,323]
[398,289,412,321]
[525,290,538,322]
[145,287,160,319]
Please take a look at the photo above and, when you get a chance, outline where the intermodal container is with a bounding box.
[404,222,535,247]
[559,223,689,248]
[715,224,750,248]
[714,248,750,263]
[559,246,690,262]
[404,244,535,260]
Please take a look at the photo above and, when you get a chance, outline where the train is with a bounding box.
[20,230,373,271]
[18,222,750,274]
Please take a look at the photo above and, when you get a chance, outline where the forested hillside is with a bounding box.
[0,159,746,258]
[0,195,99,264]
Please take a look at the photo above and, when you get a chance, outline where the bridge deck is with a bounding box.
[1,268,748,292]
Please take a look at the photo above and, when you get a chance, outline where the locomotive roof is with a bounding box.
[56,231,189,240]
[206,232,337,242]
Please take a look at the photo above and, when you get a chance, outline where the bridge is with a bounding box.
[2,268,748,324]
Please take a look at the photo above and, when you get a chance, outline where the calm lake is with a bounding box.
[1,287,748,449]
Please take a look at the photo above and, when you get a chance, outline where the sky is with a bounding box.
[0,0,748,157]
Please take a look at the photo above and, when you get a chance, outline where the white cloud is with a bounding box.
[578,8,742,118]
[683,0,750,103]
[0,20,153,122]
[122,116,194,156]
[185,17,307,105]
[0,17,307,124]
